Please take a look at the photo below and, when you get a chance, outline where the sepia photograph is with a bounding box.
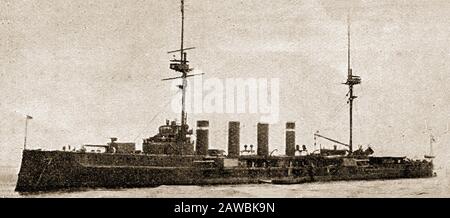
[1,0,449,203]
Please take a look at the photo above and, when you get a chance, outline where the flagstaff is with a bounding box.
[24,115,33,150]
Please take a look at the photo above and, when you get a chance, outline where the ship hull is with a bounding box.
[15,150,434,193]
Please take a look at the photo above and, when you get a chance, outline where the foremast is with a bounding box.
[163,0,203,155]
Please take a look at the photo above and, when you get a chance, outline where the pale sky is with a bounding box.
[1,0,449,169]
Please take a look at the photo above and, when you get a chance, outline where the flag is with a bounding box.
[431,135,436,143]
[26,115,33,119]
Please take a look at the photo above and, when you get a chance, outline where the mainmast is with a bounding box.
[344,15,361,154]
[163,0,203,154]
[179,0,187,142]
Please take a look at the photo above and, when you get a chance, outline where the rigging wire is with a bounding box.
[133,89,181,142]
[354,94,362,146]
[326,93,350,123]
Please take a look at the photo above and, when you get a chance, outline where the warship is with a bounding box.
[15,0,433,192]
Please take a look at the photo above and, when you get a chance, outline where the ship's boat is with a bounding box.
[15,0,434,193]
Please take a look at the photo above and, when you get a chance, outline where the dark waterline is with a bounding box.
[2,169,449,198]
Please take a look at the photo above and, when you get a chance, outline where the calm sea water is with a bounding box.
[2,167,449,198]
